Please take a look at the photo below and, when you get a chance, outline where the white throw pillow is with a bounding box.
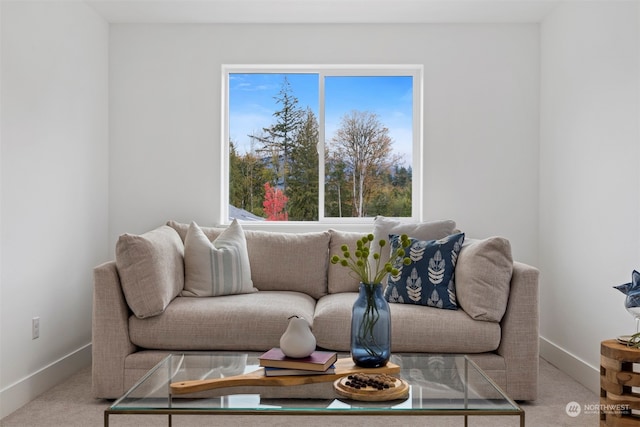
[182,219,256,297]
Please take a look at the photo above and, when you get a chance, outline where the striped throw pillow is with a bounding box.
[182,219,256,297]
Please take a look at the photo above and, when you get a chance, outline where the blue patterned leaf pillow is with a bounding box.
[384,232,465,310]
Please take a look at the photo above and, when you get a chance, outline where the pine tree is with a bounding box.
[229,141,244,210]
[288,108,319,221]
[251,77,305,198]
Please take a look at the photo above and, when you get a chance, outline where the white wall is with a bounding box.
[1,0,634,414]
[109,23,540,265]
[540,1,640,393]
[0,1,109,417]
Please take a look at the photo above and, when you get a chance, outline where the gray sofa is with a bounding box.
[92,218,539,401]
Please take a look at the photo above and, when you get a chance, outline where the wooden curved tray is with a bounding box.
[170,358,400,395]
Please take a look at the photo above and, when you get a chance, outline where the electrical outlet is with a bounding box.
[32,317,40,340]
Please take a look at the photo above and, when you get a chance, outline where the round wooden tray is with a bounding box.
[333,373,409,402]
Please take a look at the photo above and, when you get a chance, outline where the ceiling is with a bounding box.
[86,0,561,24]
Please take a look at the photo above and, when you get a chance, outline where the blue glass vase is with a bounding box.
[351,283,391,368]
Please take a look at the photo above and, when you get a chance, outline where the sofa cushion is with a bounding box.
[371,216,457,284]
[244,230,330,299]
[129,291,316,350]
[328,229,366,293]
[115,225,184,319]
[313,293,500,352]
[182,220,256,297]
[456,237,513,322]
[168,221,330,299]
[167,220,222,242]
[384,232,465,310]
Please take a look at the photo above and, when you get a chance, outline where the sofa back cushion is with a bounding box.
[455,237,513,322]
[167,221,330,299]
[327,229,366,293]
[115,225,184,319]
[245,230,330,299]
[168,220,221,242]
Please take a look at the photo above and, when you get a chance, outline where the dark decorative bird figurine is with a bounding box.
[614,270,640,347]
[614,270,640,314]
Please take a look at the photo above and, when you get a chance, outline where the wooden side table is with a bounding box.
[601,339,640,426]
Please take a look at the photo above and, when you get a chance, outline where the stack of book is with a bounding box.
[258,348,338,377]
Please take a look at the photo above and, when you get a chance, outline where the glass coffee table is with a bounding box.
[105,352,523,426]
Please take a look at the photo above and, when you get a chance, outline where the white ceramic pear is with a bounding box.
[280,316,316,358]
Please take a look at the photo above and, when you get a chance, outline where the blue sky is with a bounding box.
[229,73,413,164]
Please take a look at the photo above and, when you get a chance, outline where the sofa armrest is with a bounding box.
[92,261,137,399]
[496,261,539,400]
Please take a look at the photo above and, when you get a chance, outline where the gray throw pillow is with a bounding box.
[455,237,513,322]
[116,225,184,319]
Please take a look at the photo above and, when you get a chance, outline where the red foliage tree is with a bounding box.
[263,182,288,221]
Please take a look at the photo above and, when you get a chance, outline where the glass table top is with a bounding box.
[108,352,522,417]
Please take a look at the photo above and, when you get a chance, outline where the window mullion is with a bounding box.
[318,71,327,222]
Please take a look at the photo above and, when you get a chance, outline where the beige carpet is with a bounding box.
[1,357,599,427]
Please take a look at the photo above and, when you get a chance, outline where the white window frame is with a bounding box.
[220,64,423,227]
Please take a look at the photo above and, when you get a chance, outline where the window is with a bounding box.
[222,65,422,224]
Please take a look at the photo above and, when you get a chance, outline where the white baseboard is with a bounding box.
[0,343,92,419]
[539,336,600,395]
